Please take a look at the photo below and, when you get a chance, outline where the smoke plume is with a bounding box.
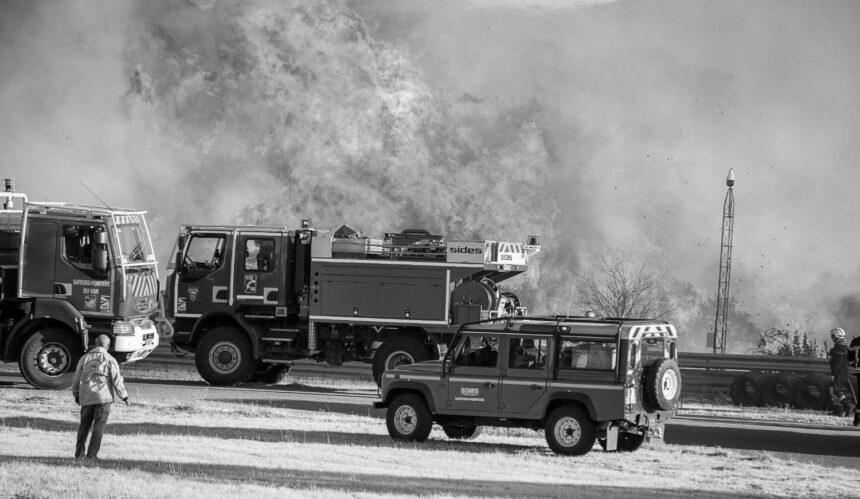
[3,0,860,351]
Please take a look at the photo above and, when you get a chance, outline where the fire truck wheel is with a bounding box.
[386,393,432,442]
[195,326,253,386]
[442,421,483,440]
[372,337,430,386]
[644,358,682,411]
[544,404,596,456]
[19,328,83,390]
[250,363,291,384]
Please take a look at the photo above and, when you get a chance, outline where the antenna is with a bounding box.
[708,169,735,354]
[80,182,113,211]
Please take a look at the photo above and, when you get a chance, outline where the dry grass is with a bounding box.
[1,389,858,498]
[677,403,855,427]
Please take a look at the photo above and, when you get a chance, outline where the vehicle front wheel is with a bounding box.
[195,326,253,386]
[544,405,596,456]
[442,421,483,440]
[386,393,433,442]
[19,328,83,390]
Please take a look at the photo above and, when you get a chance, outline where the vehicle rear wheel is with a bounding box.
[644,358,682,411]
[250,363,291,384]
[386,393,433,442]
[442,421,482,440]
[195,326,253,386]
[544,405,596,456]
[19,328,83,390]
[372,337,430,386]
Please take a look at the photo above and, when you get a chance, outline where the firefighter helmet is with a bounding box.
[831,328,847,342]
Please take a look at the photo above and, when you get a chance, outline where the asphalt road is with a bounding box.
[2,370,858,468]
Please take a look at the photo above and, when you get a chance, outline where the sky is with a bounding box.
[2,0,860,350]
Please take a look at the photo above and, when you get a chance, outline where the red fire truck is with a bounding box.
[0,180,162,389]
[166,221,540,385]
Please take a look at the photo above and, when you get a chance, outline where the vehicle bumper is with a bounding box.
[113,318,159,363]
[373,401,387,409]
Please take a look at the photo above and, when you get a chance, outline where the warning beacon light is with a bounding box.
[726,169,735,187]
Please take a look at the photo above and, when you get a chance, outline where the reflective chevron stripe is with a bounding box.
[129,273,157,297]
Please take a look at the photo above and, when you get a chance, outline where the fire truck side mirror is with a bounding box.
[93,247,109,272]
[92,229,109,272]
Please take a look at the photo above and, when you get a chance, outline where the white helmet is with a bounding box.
[830,327,846,341]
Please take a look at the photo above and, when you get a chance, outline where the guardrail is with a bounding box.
[143,346,830,376]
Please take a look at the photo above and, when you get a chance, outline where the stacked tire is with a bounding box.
[730,372,830,410]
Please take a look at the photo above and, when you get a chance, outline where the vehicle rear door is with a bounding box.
[500,335,550,416]
[444,334,501,415]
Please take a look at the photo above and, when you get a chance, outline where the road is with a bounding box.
[2,370,858,467]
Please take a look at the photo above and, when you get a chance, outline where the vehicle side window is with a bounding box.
[508,337,547,370]
[244,238,275,272]
[185,235,226,270]
[62,224,99,266]
[559,339,617,371]
[454,335,499,368]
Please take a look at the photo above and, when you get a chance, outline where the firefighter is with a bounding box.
[827,328,856,422]
[71,334,129,459]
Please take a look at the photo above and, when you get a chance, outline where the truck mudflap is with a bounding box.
[113,318,159,363]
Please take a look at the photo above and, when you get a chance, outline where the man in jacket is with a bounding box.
[71,334,129,459]
[828,328,857,423]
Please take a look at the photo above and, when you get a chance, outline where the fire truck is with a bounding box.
[166,222,540,385]
[0,180,161,389]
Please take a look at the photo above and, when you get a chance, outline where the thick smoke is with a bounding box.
[4,0,860,351]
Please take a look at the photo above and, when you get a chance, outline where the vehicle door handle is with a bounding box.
[484,382,496,388]
[530,384,543,391]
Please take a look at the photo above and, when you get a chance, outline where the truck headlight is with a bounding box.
[113,321,135,336]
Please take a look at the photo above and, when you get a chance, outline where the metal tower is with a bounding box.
[709,169,735,354]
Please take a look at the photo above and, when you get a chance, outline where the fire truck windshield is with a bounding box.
[116,224,152,263]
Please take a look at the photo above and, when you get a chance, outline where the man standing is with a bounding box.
[71,334,129,459]
[828,328,856,423]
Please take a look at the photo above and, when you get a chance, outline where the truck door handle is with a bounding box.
[530,384,543,390]
[484,382,496,388]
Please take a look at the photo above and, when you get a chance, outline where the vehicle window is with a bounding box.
[641,337,666,360]
[508,337,547,369]
[559,339,617,371]
[116,224,152,263]
[454,334,499,368]
[244,238,275,272]
[185,235,226,269]
[63,224,102,266]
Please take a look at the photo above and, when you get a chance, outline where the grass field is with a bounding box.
[1,387,859,498]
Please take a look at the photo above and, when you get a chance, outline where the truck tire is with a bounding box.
[386,393,433,442]
[761,373,797,407]
[250,364,291,385]
[729,372,765,407]
[544,405,596,456]
[195,326,253,386]
[372,337,430,386]
[442,422,482,440]
[793,375,829,410]
[644,358,682,411]
[19,328,83,390]
[599,431,646,452]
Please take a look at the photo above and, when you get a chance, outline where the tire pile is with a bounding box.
[729,372,831,409]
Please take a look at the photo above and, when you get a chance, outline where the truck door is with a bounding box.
[175,232,229,317]
[20,219,57,297]
[500,335,550,416]
[233,233,283,308]
[445,334,501,415]
[54,223,113,315]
